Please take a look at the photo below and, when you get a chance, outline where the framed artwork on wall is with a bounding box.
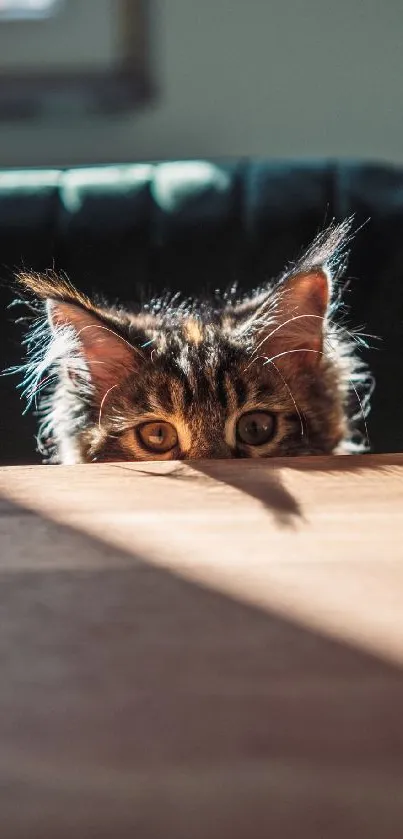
[0,0,154,119]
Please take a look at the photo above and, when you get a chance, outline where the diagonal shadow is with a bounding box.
[1,492,403,838]
[114,461,302,527]
[126,453,402,527]
[187,460,302,526]
[114,453,403,529]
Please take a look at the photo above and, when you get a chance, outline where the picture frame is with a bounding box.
[0,0,154,119]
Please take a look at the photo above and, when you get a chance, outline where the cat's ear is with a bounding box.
[237,219,352,372]
[18,271,141,394]
[258,267,330,370]
[46,298,140,392]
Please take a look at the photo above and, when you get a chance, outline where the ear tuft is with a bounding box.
[17,270,91,310]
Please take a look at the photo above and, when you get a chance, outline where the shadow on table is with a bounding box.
[190,453,402,523]
[115,460,303,528]
[1,491,403,837]
[115,452,402,529]
[188,460,303,526]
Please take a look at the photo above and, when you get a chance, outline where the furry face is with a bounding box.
[15,220,371,464]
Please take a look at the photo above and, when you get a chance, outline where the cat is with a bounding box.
[14,218,372,464]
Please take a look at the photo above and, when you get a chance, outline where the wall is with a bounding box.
[0,0,402,168]
[0,0,116,70]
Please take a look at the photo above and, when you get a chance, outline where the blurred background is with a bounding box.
[0,0,402,168]
[2,0,403,463]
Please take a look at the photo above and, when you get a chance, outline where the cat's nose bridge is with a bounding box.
[187,439,232,459]
[184,412,232,459]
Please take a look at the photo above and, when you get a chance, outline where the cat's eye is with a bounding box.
[137,421,178,453]
[237,411,276,446]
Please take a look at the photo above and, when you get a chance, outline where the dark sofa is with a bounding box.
[1,159,402,464]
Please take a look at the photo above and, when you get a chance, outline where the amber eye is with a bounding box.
[236,411,276,446]
[137,421,178,453]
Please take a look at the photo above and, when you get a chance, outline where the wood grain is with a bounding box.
[0,453,403,838]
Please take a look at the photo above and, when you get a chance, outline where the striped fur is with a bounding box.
[13,220,373,463]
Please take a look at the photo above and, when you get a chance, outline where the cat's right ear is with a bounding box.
[46,298,142,393]
[18,272,142,395]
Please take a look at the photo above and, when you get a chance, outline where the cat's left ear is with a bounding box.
[235,218,353,371]
[271,267,330,365]
[248,267,331,371]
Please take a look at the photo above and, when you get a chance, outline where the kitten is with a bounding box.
[15,219,371,464]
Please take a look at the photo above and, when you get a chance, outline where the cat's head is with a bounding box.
[16,220,371,463]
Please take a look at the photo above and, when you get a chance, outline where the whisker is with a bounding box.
[263,347,321,365]
[76,324,143,358]
[98,384,119,431]
[26,373,57,409]
[243,353,269,372]
[249,314,377,358]
[325,335,371,449]
[263,358,305,440]
[252,313,326,357]
[346,380,370,449]
[263,346,371,449]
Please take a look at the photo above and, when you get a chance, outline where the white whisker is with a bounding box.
[27,373,57,409]
[98,384,119,431]
[263,359,305,440]
[77,324,143,357]
[263,346,370,449]
[263,347,321,365]
[243,353,271,372]
[252,313,325,357]
[347,380,369,449]
[326,335,371,449]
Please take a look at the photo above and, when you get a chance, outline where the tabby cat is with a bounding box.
[15,219,371,464]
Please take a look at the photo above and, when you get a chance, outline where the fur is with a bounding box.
[11,219,373,463]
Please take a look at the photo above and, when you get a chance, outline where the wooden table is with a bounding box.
[0,453,403,838]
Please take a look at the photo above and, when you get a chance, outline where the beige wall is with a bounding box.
[0,0,402,168]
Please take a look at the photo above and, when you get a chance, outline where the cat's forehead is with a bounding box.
[182,316,204,345]
[119,320,253,424]
[152,320,248,386]
[150,312,240,356]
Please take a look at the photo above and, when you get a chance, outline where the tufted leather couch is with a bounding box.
[1,159,402,464]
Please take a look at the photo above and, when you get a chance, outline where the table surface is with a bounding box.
[1,453,403,838]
